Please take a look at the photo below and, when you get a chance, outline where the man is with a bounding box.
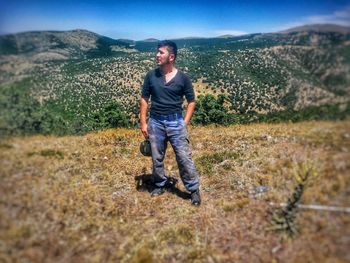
[140,40,201,206]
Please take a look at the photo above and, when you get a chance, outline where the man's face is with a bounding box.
[156,46,175,66]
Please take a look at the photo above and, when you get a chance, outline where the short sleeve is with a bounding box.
[141,72,151,98]
[183,73,195,102]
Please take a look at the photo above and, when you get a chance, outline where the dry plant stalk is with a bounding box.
[270,162,318,236]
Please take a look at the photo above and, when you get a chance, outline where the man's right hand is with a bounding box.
[141,123,149,139]
[140,97,149,138]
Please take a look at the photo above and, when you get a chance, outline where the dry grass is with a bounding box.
[1,120,350,262]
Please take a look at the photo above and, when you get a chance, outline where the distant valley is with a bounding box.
[0,24,349,135]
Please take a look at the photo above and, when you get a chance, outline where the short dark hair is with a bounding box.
[157,40,177,60]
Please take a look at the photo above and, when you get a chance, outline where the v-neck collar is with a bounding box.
[162,69,178,86]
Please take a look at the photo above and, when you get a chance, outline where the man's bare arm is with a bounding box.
[140,97,149,138]
[184,101,196,125]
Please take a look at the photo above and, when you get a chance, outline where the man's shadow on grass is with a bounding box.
[135,174,191,200]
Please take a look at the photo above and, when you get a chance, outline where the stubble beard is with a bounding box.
[157,56,171,67]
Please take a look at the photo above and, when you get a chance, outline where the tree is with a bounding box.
[93,101,130,129]
[192,94,231,125]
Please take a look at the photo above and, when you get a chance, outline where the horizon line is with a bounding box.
[0,22,349,41]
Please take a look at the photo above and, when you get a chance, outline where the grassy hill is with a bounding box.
[1,120,349,262]
[0,29,132,58]
[0,24,350,136]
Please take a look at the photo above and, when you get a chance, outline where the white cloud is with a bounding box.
[213,29,248,37]
[275,6,350,31]
[334,8,350,18]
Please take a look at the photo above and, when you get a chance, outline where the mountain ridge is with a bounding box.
[2,23,349,41]
[1,24,349,58]
[0,23,349,135]
[0,29,132,59]
[279,23,350,34]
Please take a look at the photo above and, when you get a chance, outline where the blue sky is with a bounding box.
[0,0,349,40]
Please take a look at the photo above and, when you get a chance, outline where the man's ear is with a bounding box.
[169,53,175,62]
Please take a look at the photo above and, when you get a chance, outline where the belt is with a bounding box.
[150,112,183,121]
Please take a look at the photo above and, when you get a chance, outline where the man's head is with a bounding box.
[156,40,177,66]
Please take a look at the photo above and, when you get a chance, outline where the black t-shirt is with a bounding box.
[141,68,195,115]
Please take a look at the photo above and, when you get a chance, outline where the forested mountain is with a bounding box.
[0,29,132,59]
[1,24,349,135]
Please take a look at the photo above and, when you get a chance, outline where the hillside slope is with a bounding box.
[1,120,349,262]
[0,29,132,59]
[0,24,350,135]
